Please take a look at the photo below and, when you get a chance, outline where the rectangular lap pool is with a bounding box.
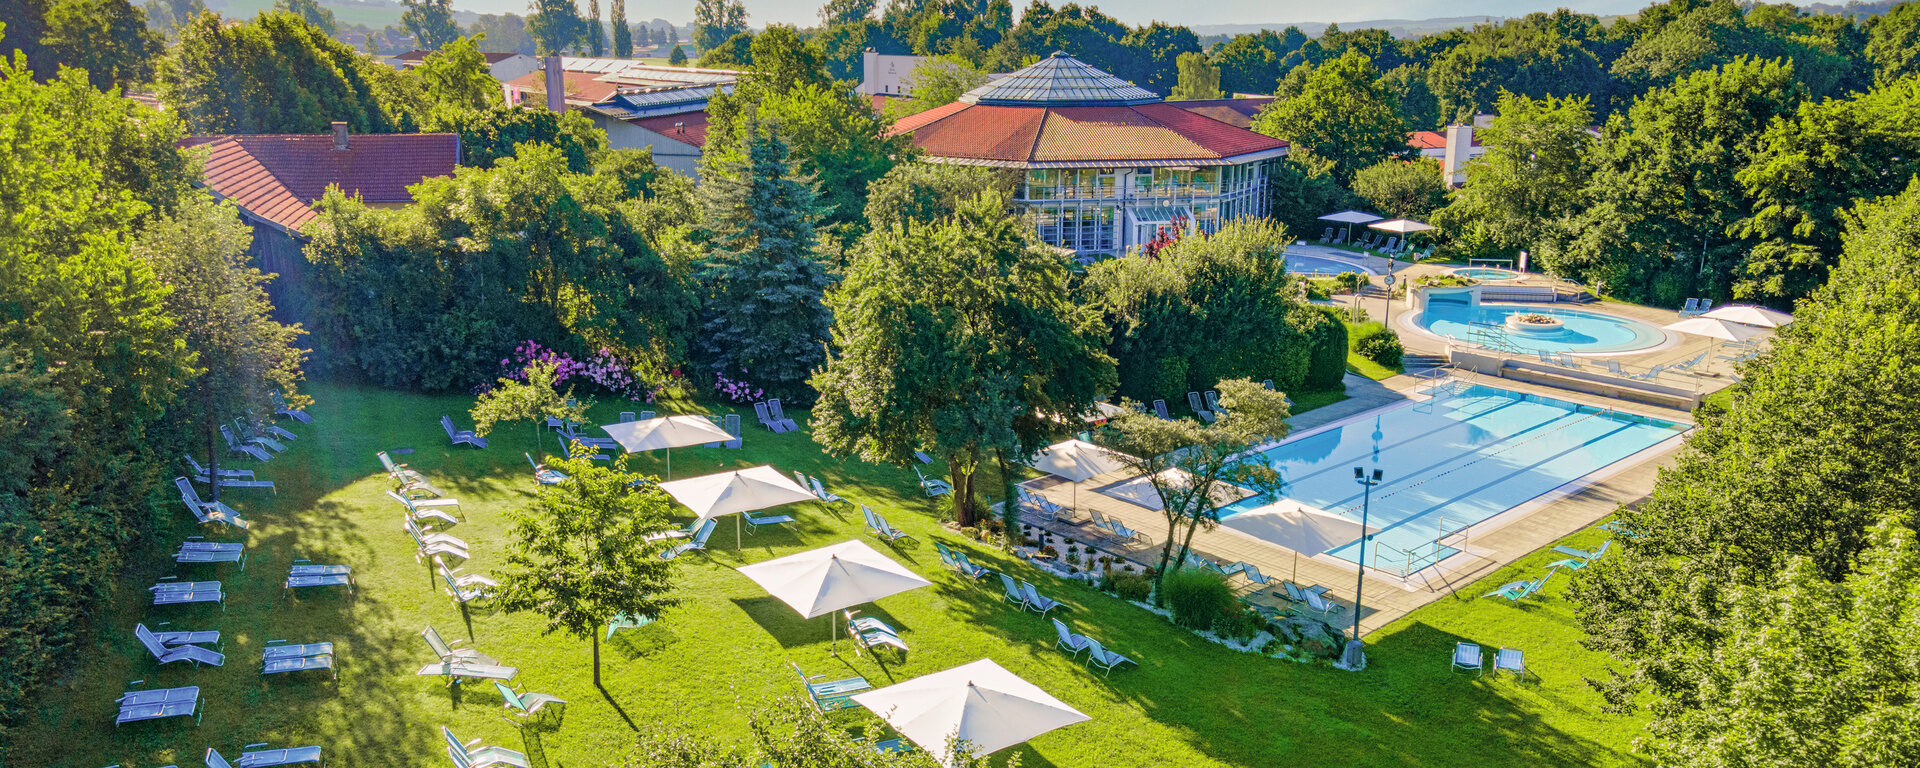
[1219,384,1688,571]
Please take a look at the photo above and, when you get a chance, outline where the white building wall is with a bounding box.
[486,55,541,85]
[860,50,930,97]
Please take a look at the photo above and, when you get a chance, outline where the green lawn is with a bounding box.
[14,383,1648,767]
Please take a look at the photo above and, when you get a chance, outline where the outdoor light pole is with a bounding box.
[1351,467,1384,641]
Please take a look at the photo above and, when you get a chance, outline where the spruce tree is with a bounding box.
[695,126,833,401]
[611,0,631,57]
[586,0,604,56]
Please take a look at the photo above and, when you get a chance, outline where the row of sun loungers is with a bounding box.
[206,744,324,767]
[1052,617,1137,676]
[442,414,489,449]
[185,454,277,494]
[754,399,800,432]
[862,505,912,543]
[932,541,990,579]
[1453,642,1526,679]
[1482,539,1612,600]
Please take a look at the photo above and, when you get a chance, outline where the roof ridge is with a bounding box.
[1026,108,1052,163]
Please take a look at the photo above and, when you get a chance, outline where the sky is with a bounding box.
[447,0,1654,28]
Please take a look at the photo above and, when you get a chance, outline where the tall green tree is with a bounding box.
[693,126,833,402]
[692,0,746,52]
[885,54,988,117]
[528,0,585,56]
[401,0,459,50]
[42,0,162,91]
[141,0,208,40]
[1572,179,1920,755]
[423,103,605,170]
[1350,157,1447,221]
[1431,91,1595,260]
[496,449,678,686]
[467,12,537,55]
[1098,379,1290,603]
[584,0,603,56]
[470,359,588,455]
[414,35,501,111]
[1251,51,1409,183]
[818,0,876,26]
[1169,50,1223,100]
[1866,1,1920,86]
[160,11,400,134]
[610,0,630,57]
[668,42,688,66]
[811,189,1115,527]
[273,0,335,35]
[134,193,307,501]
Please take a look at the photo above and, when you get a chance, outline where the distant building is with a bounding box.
[1409,115,1492,187]
[386,49,540,84]
[179,124,460,330]
[860,50,932,97]
[889,52,1289,259]
[504,57,741,177]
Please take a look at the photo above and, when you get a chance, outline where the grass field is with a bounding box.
[10,383,1648,767]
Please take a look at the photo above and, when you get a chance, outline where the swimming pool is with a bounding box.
[1452,267,1520,281]
[1220,385,1687,570]
[1286,254,1373,276]
[1410,295,1667,354]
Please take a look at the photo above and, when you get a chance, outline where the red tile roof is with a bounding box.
[505,70,624,105]
[1407,129,1482,150]
[890,100,1285,165]
[1170,97,1274,129]
[631,111,712,148]
[181,132,460,234]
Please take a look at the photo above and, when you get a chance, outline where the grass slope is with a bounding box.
[10,383,1647,767]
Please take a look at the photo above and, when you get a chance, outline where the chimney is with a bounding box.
[1442,123,1473,188]
[544,55,565,113]
[673,121,685,135]
[330,121,349,151]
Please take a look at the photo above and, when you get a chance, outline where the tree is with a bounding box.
[1097,380,1290,602]
[1251,51,1408,183]
[885,55,988,117]
[692,0,746,52]
[668,42,688,66]
[696,30,752,68]
[1431,91,1594,260]
[401,0,459,50]
[467,13,538,55]
[142,0,208,40]
[1867,1,1920,85]
[528,0,585,56]
[1350,157,1447,224]
[610,0,630,57]
[584,0,603,56]
[1571,179,1920,751]
[41,0,162,91]
[133,193,307,502]
[273,0,335,36]
[818,0,876,26]
[414,35,501,111]
[1168,50,1223,100]
[861,162,1005,233]
[470,359,589,453]
[160,11,400,134]
[693,126,834,402]
[423,103,605,170]
[496,448,678,686]
[811,189,1115,527]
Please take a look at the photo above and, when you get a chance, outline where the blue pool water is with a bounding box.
[1221,385,1687,568]
[1413,295,1667,354]
[1454,267,1519,281]
[1286,254,1372,276]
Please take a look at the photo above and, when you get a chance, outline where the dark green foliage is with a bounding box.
[527,0,587,56]
[424,103,607,171]
[1264,149,1362,238]
[1295,307,1349,391]
[400,0,459,50]
[692,0,747,52]
[40,0,162,91]
[1867,1,1920,85]
[303,144,695,390]
[610,0,630,57]
[1109,571,1153,602]
[1164,568,1235,630]
[160,11,400,134]
[1424,10,1614,124]
[1082,220,1333,403]
[1431,91,1595,261]
[861,162,1008,233]
[273,0,334,35]
[1351,323,1403,368]
[1252,51,1409,183]
[667,43,688,67]
[1350,157,1447,221]
[695,127,833,402]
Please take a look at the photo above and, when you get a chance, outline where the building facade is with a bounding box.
[889,53,1289,258]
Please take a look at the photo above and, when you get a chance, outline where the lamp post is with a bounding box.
[1350,466,1384,641]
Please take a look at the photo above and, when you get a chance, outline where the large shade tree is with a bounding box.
[1251,50,1409,183]
[160,10,400,134]
[811,189,1115,527]
[1430,91,1596,260]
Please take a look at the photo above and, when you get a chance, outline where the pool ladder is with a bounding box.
[1466,322,1525,354]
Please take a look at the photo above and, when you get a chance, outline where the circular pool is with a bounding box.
[1453,267,1521,281]
[1285,254,1374,276]
[1409,299,1668,354]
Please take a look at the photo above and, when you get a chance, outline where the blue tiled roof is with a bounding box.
[960,52,1160,107]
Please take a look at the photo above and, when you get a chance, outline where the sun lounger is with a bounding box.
[999,573,1031,608]
[1083,636,1135,676]
[1151,399,1171,419]
[525,453,568,485]
[1299,588,1344,618]
[422,625,498,666]
[115,684,201,726]
[844,609,909,656]
[262,640,336,679]
[272,390,312,423]
[1494,647,1526,680]
[557,434,609,462]
[1204,390,1224,416]
[1020,580,1062,615]
[862,506,909,543]
[207,744,323,768]
[234,419,291,452]
[659,519,716,560]
[606,612,654,638]
[1019,488,1072,522]
[808,475,846,504]
[1452,642,1483,675]
[789,661,870,711]
[1551,540,1610,562]
[1482,570,1554,601]
[495,681,566,721]
[285,561,354,595]
[754,401,786,433]
[441,415,489,449]
[135,623,224,667]
[151,578,224,611]
[705,413,745,448]
[1236,564,1273,585]
[1187,392,1215,423]
[443,726,531,768]
[644,518,703,542]
[404,520,470,562]
[175,538,246,570]
[377,450,431,484]
[745,510,794,534]
[914,466,952,497]
[144,622,219,647]
[435,557,499,602]
[183,454,276,494]
[223,424,284,456]
[914,450,933,464]
[417,659,517,686]
[176,477,250,531]
[1053,618,1090,657]
[767,399,800,431]
[386,490,462,527]
[949,550,990,579]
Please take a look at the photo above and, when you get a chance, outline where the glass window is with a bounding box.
[1029,170,1056,199]
[1133,169,1153,195]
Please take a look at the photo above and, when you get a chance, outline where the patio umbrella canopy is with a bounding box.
[1029,439,1131,512]
[1316,210,1382,243]
[1366,218,1436,234]
[734,539,932,619]
[601,415,732,479]
[851,658,1091,766]
[1701,304,1795,328]
[658,465,816,550]
[1661,317,1770,343]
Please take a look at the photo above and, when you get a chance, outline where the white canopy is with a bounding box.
[851,658,1091,766]
[1701,304,1794,328]
[735,539,932,620]
[601,415,733,478]
[1030,439,1129,483]
[1662,317,1769,343]
[1366,218,1436,234]
[1216,500,1375,557]
[1317,210,1382,224]
[659,465,816,549]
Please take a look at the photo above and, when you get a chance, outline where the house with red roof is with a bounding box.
[890,53,1289,258]
[503,57,741,176]
[179,123,461,325]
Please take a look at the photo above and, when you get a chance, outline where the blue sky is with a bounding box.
[449,1,1652,28]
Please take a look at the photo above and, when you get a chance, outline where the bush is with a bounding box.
[1110,572,1154,602]
[1332,272,1369,293]
[1293,307,1349,391]
[1214,606,1267,641]
[1163,568,1236,630]
[1351,324,1404,368]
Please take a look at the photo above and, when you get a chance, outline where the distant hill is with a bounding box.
[1191,16,1506,40]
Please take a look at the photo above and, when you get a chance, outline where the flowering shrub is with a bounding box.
[482,341,683,402]
[713,372,765,404]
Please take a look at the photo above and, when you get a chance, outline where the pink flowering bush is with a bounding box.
[480,341,684,402]
[713,372,765,404]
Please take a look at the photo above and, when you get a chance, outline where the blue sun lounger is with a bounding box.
[659,519,717,560]
[1084,636,1136,677]
[151,578,224,611]
[115,684,202,726]
[789,661,870,711]
[444,726,531,768]
[286,561,354,595]
[205,744,323,767]
[262,640,336,680]
[176,538,246,570]
[135,623,224,667]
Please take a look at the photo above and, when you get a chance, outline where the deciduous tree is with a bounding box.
[1169,50,1223,100]
[161,11,399,134]
[1431,91,1594,260]
[1251,51,1408,183]
[273,0,335,36]
[1350,157,1446,221]
[401,0,459,50]
[42,0,162,91]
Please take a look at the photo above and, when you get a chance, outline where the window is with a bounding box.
[1028,170,1056,200]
